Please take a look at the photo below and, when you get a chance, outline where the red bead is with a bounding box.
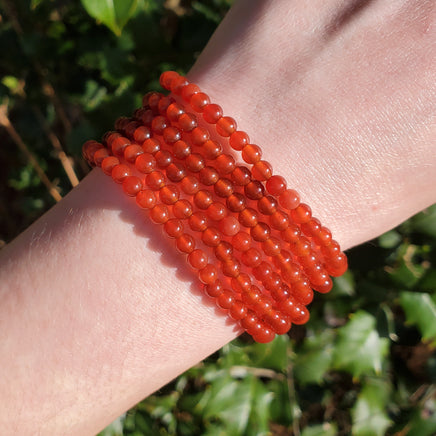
[282,263,303,284]
[159,185,179,204]
[194,190,213,210]
[281,223,301,243]
[173,140,191,159]
[278,298,310,325]
[111,136,131,157]
[189,212,209,232]
[231,166,251,186]
[170,75,189,95]
[264,273,282,292]
[111,164,132,183]
[158,96,175,116]
[178,113,198,132]
[229,300,247,320]
[124,121,140,139]
[163,126,181,144]
[176,233,195,253]
[181,83,200,102]
[226,193,246,213]
[135,153,156,174]
[190,92,210,112]
[124,144,143,163]
[217,289,236,310]
[180,175,200,194]
[191,127,210,146]
[173,199,193,219]
[264,312,292,335]
[325,252,348,277]
[102,132,120,148]
[186,153,205,172]
[214,178,234,198]
[214,241,233,261]
[122,176,143,196]
[244,181,265,200]
[221,259,241,278]
[204,280,223,298]
[136,108,154,126]
[232,231,251,252]
[242,144,262,164]
[93,148,110,166]
[202,227,221,247]
[273,249,293,270]
[155,150,173,168]
[151,116,169,135]
[149,204,169,224]
[136,189,156,209]
[292,280,314,305]
[188,249,208,270]
[231,273,252,293]
[313,226,333,247]
[146,171,165,190]
[142,138,161,155]
[290,236,311,257]
[202,140,223,160]
[229,131,250,151]
[279,189,300,210]
[164,218,184,238]
[241,247,262,267]
[321,240,341,258]
[144,92,161,112]
[199,166,219,186]
[291,203,312,224]
[301,218,321,237]
[203,103,223,124]
[269,211,290,231]
[253,261,273,281]
[207,202,227,221]
[215,154,236,176]
[239,208,258,228]
[133,126,151,144]
[241,285,262,307]
[219,216,240,236]
[159,71,179,90]
[216,116,236,137]
[166,102,185,122]
[257,196,278,215]
[262,237,281,257]
[166,163,186,182]
[270,283,291,302]
[251,222,271,242]
[115,116,130,130]
[198,264,218,284]
[252,327,276,344]
[251,160,273,181]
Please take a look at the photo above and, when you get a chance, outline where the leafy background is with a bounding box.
[0,1,435,435]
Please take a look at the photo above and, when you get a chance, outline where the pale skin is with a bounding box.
[0,0,435,434]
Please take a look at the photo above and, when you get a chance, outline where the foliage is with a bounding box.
[0,1,435,435]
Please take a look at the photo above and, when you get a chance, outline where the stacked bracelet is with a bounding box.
[82,71,348,343]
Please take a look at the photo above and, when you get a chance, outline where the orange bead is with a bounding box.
[177,113,198,132]
[229,131,250,151]
[219,216,240,236]
[242,144,262,164]
[149,204,169,224]
[231,166,251,186]
[291,203,312,224]
[313,226,333,247]
[159,185,179,204]
[241,247,262,267]
[215,154,236,175]
[173,140,191,159]
[290,236,311,257]
[269,210,290,231]
[180,175,200,195]
[214,178,234,198]
[262,237,281,257]
[216,289,236,310]
[263,272,282,292]
[146,171,165,190]
[164,218,184,238]
[204,280,223,298]
[142,138,161,155]
[166,163,186,182]
[170,75,189,95]
[232,231,251,252]
[221,258,241,278]
[199,166,219,186]
[203,103,223,124]
[122,176,143,196]
[93,148,110,166]
[251,160,273,181]
[186,153,205,172]
[111,136,131,157]
[278,297,310,325]
[151,115,169,135]
[229,300,248,320]
[226,193,246,213]
[325,252,348,277]
[202,140,223,160]
[280,223,301,243]
[173,199,193,219]
[216,116,236,137]
[136,189,156,209]
[231,273,251,293]
[143,92,161,111]
[214,241,233,261]
[194,190,213,210]
[239,207,258,228]
[252,261,273,281]
[176,233,195,253]
[244,181,264,200]
[163,126,181,144]
[207,202,227,221]
[181,83,200,102]
[135,153,156,174]
[155,150,173,168]
[191,127,210,146]
[158,96,175,116]
[279,189,300,210]
[166,102,185,122]
[264,311,292,335]
[124,144,143,163]
[159,70,179,90]
[202,227,221,247]
[111,164,132,183]
[198,264,218,284]
[189,211,209,232]
[257,196,278,215]
[251,222,271,242]
[190,92,210,112]
[188,249,208,270]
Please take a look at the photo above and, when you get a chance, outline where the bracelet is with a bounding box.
[82,71,348,343]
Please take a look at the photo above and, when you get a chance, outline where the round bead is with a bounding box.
[111,164,132,183]
[191,92,210,112]
[229,300,248,320]
[133,126,151,143]
[278,298,310,325]
[203,140,223,160]
[204,280,223,298]
[226,193,246,213]
[203,103,223,124]
[188,249,208,270]
[244,181,265,200]
[178,113,198,132]
[231,273,251,293]
[239,208,258,228]
[202,227,221,247]
[241,247,262,267]
[173,140,191,159]
[158,96,175,116]
[189,212,209,232]
[214,241,233,261]
[155,150,173,168]
[291,203,312,224]
[214,178,234,198]
[170,75,189,95]
[142,138,161,155]
[292,280,314,305]
[262,236,281,257]
[313,226,333,247]
[93,148,110,166]
[325,252,348,277]
[229,131,250,151]
[301,218,321,237]
[159,185,179,204]
[264,273,281,292]
[136,189,156,209]
[321,240,341,258]
[111,136,131,157]
[198,264,218,284]
[219,216,240,236]
[252,261,273,282]
[270,283,291,302]
[124,144,143,163]
[281,223,301,243]
[279,189,300,210]
[159,70,179,90]
[122,176,143,196]
[231,166,252,186]
[166,103,185,122]
[164,218,184,238]
[199,166,220,186]
[242,144,262,164]
[180,175,200,194]
[176,233,195,254]
[216,116,237,137]
[151,116,169,135]
[215,154,236,176]
[252,327,276,344]
[163,126,181,144]
[264,312,292,335]
[173,199,193,219]
[257,196,278,215]
[270,211,290,231]
[221,259,241,278]
[135,153,156,174]
[207,202,227,221]
[232,232,251,252]
[290,236,312,257]
[194,190,213,210]
[186,153,205,172]
[149,204,169,224]
[216,289,236,310]
[181,83,200,102]
[191,127,210,146]
[146,171,165,190]
[166,163,186,182]
[251,222,271,242]
[136,108,154,126]
[115,116,130,131]
[251,160,273,181]
[144,92,161,112]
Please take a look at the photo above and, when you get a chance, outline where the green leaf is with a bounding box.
[301,423,338,436]
[399,292,436,343]
[408,205,436,238]
[378,230,402,249]
[352,378,392,436]
[80,0,139,36]
[333,311,389,379]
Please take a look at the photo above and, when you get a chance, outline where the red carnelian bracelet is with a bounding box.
[82,71,348,343]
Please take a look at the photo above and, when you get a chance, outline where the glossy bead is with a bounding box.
[262,237,281,257]
[188,249,208,270]
[229,131,250,151]
[151,116,168,135]
[252,327,276,344]
[170,75,189,95]
[189,212,209,232]
[231,273,252,293]
[251,222,271,242]
[155,150,173,168]
[133,126,151,144]
[198,264,218,284]
[253,261,273,281]
[136,189,156,209]
[215,154,236,175]
[214,241,233,261]
[158,96,175,116]
[178,113,198,132]
[122,176,143,196]
[226,193,246,213]
[149,204,169,224]
[282,263,303,284]
[216,116,236,137]
[146,171,165,190]
[281,223,301,243]
[176,233,195,253]
[219,216,240,236]
[313,226,333,247]
[136,108,154,126]
[301,218,321,237]
[291,203,312,224]
[159,185,179,204]
[204,280,223,298]
[229,300,248,320]
[290,236,312,257]
[221,259,241,278]
[180,175,200,194]
[164,218,184,238]
[207,202,227,221]
[93,148,110,166]
[181,83,200,102]
[111,136,131,156]
[125,121,141,139]
[173,140,191,159]
[202,227,221,247]
[269,210,290,231]
[279,189,300,210]
[135,153,156,174]
[231,166,251,186]
[251,160,273,181]
[124,144,143,163]
[273,249,293,270]
[216,289,236,310]
[325,252,348,277]
[214,178,234,198]
[143,92,161,112]
[194,190,213,210]
[190,92,210,112]
[239,207,258,228]
[199,166,219,186]
[244,181,265,200]
[166,102,185,122]
[321,240,341,258]
[163,126,181,144]
[264,312,292,335]
[241,285,262,307]
[142,138,161,155]
[115,116,130,131]
[111,164,132,183]
[186,153,205,172]
[173,199,193,219]
[203,103,223,124]
[241,247,262,267]
[191,127,210,146]
[278,298,310,325]
[232,231,251,252]
[202,140,223,160]
[102,132,120,148]
[242,144,262,164]
[270,283,291,302]
[160,70,179,90]
[166,163,186,182]
[292,279,314,305]
[257,196,278,215]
